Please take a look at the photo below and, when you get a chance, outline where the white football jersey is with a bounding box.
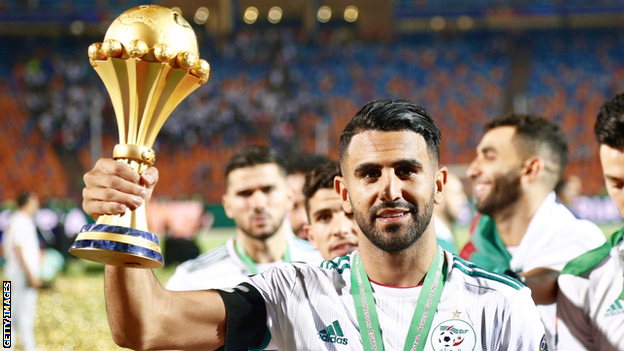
[216,250,547,351]
[506,192,605,347]
[166,237,323,291]
[557,235,624,351]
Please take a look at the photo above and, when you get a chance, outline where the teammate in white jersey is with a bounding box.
[557,92,624,350]
[83,99,547,350]
[165,146,323,291]
[165,234,321,290]
[462,113,605,347]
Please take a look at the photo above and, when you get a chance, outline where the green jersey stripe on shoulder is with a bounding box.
[453,256,523,290]
[320,254,352,273]
[562,227,624,277]
[187,244,228,272]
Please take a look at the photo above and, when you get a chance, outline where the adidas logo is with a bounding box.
[605,300,624,318]
[318,320,349,345]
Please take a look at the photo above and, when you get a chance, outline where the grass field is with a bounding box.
[6,224,623,350]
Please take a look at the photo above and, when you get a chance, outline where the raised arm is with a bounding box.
[84,158,227,350]
[105,266,226,350]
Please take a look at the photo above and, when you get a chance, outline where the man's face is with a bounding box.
[223,164,290,241]
[467,126,523,216]
[600,144,624,219]
[287,173,308,239]
[305,188,359,260]
[336,131,444,253]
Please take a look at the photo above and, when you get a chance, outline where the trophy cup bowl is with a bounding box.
[69,5,210,268]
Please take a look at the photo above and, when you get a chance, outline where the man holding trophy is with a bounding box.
[75,5,547,351]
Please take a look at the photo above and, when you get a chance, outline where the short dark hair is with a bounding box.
[287,154,331,176]
[485,113,568,181]
[338,99,441,168]
[224,146,287,181]
[595,92,624,151]
[303,160,340,217]
[17,191,35,208]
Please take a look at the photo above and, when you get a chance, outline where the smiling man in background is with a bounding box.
[462,113,606,348]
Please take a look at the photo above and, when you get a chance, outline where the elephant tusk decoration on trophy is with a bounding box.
[69,5,210,269]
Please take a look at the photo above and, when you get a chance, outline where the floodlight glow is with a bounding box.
[344,6,358,22]
[430,16,446,31]
[244,7,259,24]
[317,6,332,23]
[457,15,474,31]
[268,6,282,24]
[195,7,210,25]
[70,20,85,35]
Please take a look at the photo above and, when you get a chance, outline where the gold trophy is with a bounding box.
[69,5,210,268]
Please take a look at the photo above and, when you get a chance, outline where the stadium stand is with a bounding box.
[1,5,623,205]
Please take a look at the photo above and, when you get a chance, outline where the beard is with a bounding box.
[476,171,522,216]
[354,194,435,252]
[239,212,283,242]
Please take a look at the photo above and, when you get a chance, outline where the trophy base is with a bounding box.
[69,224,164,269]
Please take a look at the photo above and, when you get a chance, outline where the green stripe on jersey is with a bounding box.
[453,256,523,290]
[561,227,624,278]
[321,254,352,273]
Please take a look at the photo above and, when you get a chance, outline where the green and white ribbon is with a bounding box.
[351,246,447,351]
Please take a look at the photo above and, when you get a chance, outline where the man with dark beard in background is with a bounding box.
[461,113,606,349]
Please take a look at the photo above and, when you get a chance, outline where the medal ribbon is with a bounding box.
[351,246,447,351]
[235,239,291,274]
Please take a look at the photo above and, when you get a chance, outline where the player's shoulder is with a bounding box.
[449,254,524,293]
[561,231,623,280]
[178,242,232,273]
[257,254,351,285]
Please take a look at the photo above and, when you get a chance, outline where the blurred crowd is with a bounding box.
[1,27,624,203]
